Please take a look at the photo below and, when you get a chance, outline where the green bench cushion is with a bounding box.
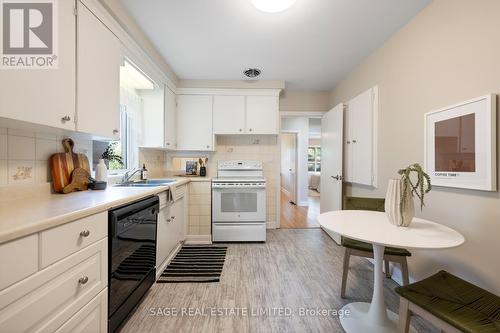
[342,237,411,256]
[395,270,500,333]
[344,196,385,212]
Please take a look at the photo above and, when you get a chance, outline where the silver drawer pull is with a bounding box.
[78,276,89,285]
[80,230,90,237]
[171,216,175,220]
[167,218,172,223]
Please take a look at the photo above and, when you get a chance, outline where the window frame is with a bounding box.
[308,145,321,172]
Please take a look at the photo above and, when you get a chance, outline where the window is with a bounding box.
[92,59,153,173]
[308,146,321,172]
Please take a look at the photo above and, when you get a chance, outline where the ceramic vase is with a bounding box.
[385,179,415,227]
[95,159,108,182]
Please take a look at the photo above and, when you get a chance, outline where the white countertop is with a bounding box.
[319,210,465,250]
[0,177,208,244]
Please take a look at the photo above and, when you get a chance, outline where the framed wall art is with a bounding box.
[424,94,497,191]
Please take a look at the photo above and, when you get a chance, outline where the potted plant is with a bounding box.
[101,142,124,170]
[385,163,431,227]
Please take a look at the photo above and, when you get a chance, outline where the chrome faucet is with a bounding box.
[121,168,142,183]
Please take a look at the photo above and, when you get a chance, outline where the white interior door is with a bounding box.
[280,133,298,204]
[320,103,344,244]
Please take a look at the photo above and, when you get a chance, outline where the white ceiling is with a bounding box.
[119,0,430,90]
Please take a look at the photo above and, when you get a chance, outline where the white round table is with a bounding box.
[318,210,464,333]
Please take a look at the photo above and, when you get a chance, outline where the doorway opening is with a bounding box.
[280,117,322,228]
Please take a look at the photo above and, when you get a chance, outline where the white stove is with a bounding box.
[212,160,266,242]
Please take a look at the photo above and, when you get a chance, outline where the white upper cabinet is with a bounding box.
[213,96,246,134]
[165,87,177,149]
[140,86,165,148]
[76,1,121,139]
[213,95,279,135]
[0,0,76,130]
[246,96,279,134]
[344,86,378,187]
[176,95,214,151]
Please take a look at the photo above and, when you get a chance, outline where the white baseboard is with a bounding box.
[365,258,416,286]
[280,187,291,197]
[266,220,278,229]
[185,234,212,244]
[156,241,183,280]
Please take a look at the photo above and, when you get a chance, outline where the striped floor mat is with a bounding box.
[157,245,228,283]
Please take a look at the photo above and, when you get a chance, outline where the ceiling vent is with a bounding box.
[243,68,261,78]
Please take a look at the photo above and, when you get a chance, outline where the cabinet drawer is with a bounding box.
[55,288,107,333]
[0,238,107,333]
[0,234,38,291]
[40,212,107,268]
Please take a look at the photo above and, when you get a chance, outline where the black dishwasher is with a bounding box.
[108,195,159,333]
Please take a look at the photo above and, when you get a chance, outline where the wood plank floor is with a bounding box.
[120,229,436,333]
[280,191,320,228]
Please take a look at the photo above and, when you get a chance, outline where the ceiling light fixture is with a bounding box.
[243,68,261,78]
[251,0,296,13]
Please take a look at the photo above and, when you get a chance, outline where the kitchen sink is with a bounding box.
[114,179,176,187]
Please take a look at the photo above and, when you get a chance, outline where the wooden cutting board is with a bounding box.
[50,138,90,193]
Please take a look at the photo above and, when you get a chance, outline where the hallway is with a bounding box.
[280,190,320,228]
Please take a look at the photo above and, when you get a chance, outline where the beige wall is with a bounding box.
[280,90,331,112]
[330,0,500,294]
[100,0,179,85]
[309,138,321,146]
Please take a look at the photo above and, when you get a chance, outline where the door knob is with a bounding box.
[331,175,343,181]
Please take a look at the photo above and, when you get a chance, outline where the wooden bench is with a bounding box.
[396,270,500,333]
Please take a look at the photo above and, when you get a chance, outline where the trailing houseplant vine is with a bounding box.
[398,163,432,215]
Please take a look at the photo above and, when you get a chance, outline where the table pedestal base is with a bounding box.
[340,302,417,333]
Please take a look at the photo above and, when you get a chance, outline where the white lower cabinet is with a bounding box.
[55,288,107,333]
[0,238,107,333]
[156,202,174,272]
[0,215,109,333]
[0,234,38,290]
[156,187,186,278]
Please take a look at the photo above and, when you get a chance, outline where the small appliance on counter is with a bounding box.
[212,160,266,242]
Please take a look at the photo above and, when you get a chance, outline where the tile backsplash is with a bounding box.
[166,135,280,227]
[0,127,92,186]
[138,148,167,178]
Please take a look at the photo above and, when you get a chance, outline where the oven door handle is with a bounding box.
[212,185,266,189]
